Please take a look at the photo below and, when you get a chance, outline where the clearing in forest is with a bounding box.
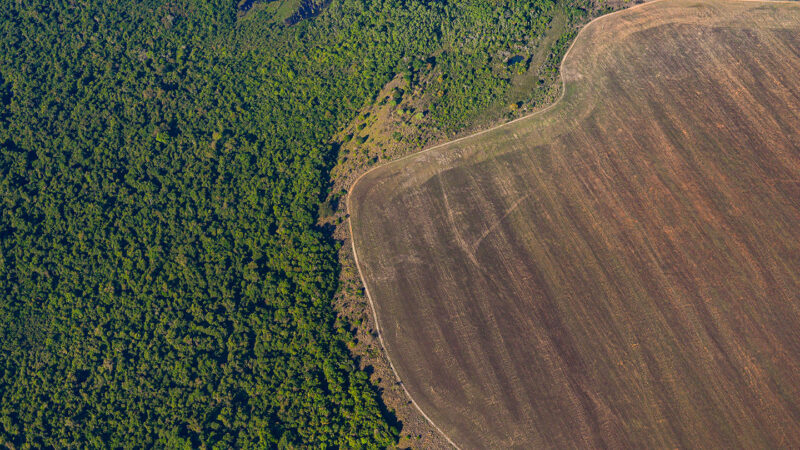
[348,0,800,448]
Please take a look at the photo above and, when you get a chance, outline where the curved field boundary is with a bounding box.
[347,0,800,447]
[345,3,658,447]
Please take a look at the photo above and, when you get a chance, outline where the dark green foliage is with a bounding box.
[425,1,592,131]
[0,0,594,447]
[0,0,400,447]
[428,0,556,129]
[543,28,579,77]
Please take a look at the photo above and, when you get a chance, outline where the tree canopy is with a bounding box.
[0,0,595,446]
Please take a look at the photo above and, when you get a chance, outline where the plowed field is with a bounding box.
[349,1,800,447]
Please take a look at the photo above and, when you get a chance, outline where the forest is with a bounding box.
[0,0,601,446]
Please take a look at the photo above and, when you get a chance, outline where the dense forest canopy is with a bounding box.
[0,0,595,446]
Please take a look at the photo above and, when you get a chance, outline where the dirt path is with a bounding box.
[346,1,662,447]
[348,0,800,447]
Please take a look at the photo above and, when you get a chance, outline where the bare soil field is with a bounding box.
[348,0,800,447]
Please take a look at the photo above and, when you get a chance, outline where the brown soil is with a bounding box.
[349,0,800,447]
[326,5,639,448]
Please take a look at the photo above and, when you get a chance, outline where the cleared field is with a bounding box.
[349,0,800,448]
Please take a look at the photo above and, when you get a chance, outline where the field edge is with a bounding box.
[345,0,665,446]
